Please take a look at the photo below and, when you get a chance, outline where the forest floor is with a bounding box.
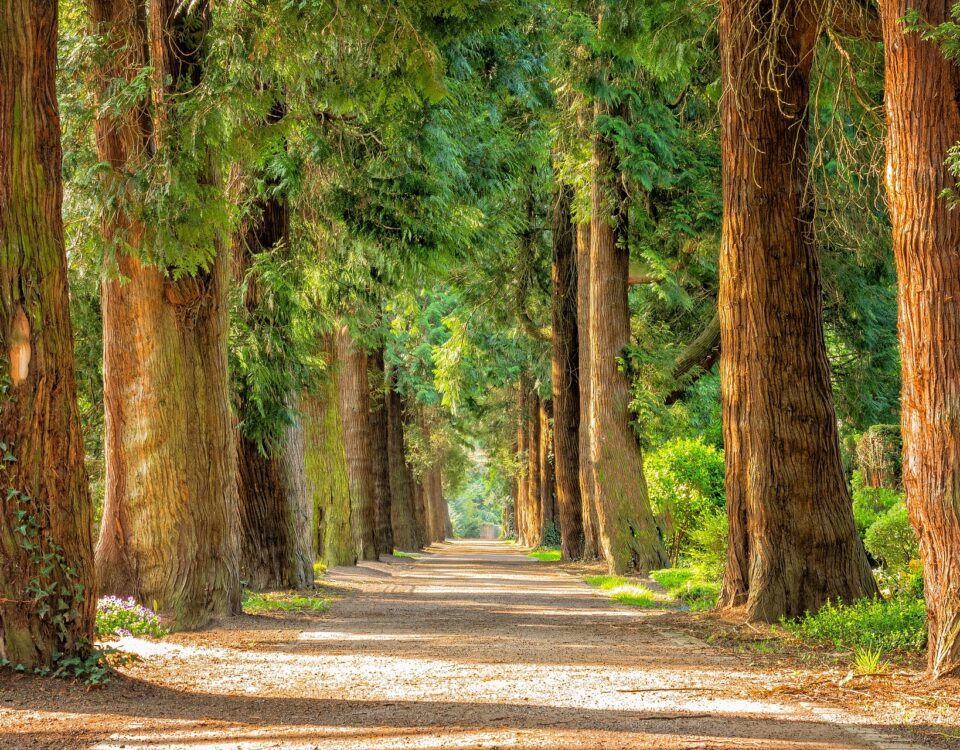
[1,540,958,750]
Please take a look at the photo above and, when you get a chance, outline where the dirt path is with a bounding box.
[0,540,939,749]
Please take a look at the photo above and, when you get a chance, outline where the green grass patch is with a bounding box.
[782,595,927,654]
[527,548,561,562]
[584,575,666,609]
[392,549,422,559]
[312,561,326,579]
[242,591,330,615]
[651,567,721,611]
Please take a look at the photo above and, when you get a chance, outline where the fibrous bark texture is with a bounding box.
[515,384,530,545]
[0,0,96,667]
[539,399,557,542]
[577,222,600,560]
[526,392,543,548]
[302,348,355,569]
[588,101,667,574]
[335,328,377,561]
[369,349,394,556]
[718,0,877,621]
[387,386,419,551]
[551,185,584,559]
[880,0,960,678]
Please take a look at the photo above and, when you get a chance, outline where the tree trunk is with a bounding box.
[718,0,877,621]
[420,413,447,544]
[539,399,558,543]
[369,349,394,556]
[577,222,601,560]
[880,0,960,678]
[0,0,96,668]
[588,100,667,574]
[386,386,419,551]
[526,392,543,548]
[335,327,377,561]
[91,0,240,629]
[302,345,355,569]
[551,185,584,559]
[516,384,530,545]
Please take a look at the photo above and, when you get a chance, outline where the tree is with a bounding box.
[526,391,543,547]
[588,95,667,574]
[0,0,96,668]
[369,349,395,555]
[551,184,584,559]
[90,0,240,628]
[879,0,960,677]
[717,0,877,621]
[576,221,601,560]
[336,327,378,560]
[387,384,419,550]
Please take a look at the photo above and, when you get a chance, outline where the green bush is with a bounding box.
[783,595,926,653]
[96,596,167,638]
[541,520,561,548]
[645,437,725,564]
[851,470,901,537]
[865,501,919,572]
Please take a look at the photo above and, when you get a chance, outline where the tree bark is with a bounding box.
[0,0,96,667]
[539,399,558,543]
[589,100,668,574]
[335,327,378,561]
[718,0,877,621]
[577,222,601,560]
[369,349,394,556]
[302,343,355,569]
[526,392,543,548]
[664,311,721,406]
[879,0,960,678]
[515,384,530,545]
[386,386,419,551]
[402,396,429,546]
[551,185,584,559]
[420,413,447,544]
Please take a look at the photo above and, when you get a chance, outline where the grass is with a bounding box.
[650,567,722,611]
[392,549,422,559]
[584,574,664,609]
[312,561,326,579]
[242,591,330,615]
[781,594,927,654]
[527,548,561,562]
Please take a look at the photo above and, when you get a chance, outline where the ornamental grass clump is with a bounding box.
[96,596,168,638]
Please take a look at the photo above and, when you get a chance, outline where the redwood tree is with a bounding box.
[717,0,877,621]
[879,0,960,677]
[526,391,543,547]
[576,221,600,559]
[0,0,96,667]
[588,99,667,573]
[335,327,378,560]
[387,385,419,550]
[551,185,584,558]
[369,349,394,555]
[91,0,240,628]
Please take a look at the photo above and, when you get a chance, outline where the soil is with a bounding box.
[1,540,957,749]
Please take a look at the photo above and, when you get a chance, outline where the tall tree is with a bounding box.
[717,0,877,620]
[515,384,531,545]
[551,185,584,558]
[576,221,600,559]
[387,385,419,550]
[0,0,96,667]
[369,349,394,555]
[880,0,960,677]
[538,398,557,542]
[91,0,240,627]
[588,97,667,573]
[526,391,543,547]
[336,327,378,560]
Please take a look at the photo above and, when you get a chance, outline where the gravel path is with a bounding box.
[0,540,933,749]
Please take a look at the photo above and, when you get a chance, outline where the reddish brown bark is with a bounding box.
[718,0,877,621]
[551,185,584,559]
[539,399,558,543]
[369,349,394,556]
[335,328,377,561]
[589,99,667,574]
[576,222,600,560]
[387,385,419,551]
[91,0,240,628]
[515,384,530,544]
[526,392,543,548]
[0,0,96,667]
[880,0,960,678]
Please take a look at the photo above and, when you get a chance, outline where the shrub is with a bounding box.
[865,502,919,572]
[645,438,725,564]
[851,470,902,537]
[783,595,927,653]
[96,596,167,638]
[540,520,561,548]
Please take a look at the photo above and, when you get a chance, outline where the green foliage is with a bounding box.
[783,596,927,654]
[583,575,664,608]
[852,645,890,675]
[528,549,561,562]
[851,471,902,538]
[644,438,725,565]
[242,591,330,614]
[650,567,721,611]
[540,520,561,548]
[864,502,919,573]
[95,597,167,639]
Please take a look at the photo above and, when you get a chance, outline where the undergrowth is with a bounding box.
[650,567,721,611]
[527,548,561,562]
[242,591,330,614]
[584,575,665,609]
[96,597,168,638]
